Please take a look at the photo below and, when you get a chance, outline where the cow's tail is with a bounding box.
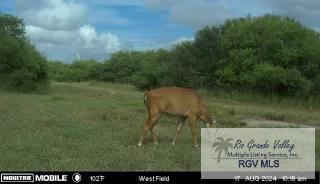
[143,92,147,105]
[143,87,152,106]
[143,90,150,105]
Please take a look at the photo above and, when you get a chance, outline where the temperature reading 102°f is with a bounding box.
[90,175,105,182]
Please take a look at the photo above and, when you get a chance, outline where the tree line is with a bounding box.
[1,13,320,96]
[49,14,320,96]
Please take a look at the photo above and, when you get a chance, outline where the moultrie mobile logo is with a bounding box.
[34,174,68,182]
[1,173,34,182]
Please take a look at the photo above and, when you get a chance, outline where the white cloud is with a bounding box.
[169,1,231,28]
[78,25,120,53]
[16,0,122,61]
[101,33,120,52]
[263,0,320,28]
[144,0,232,28]
[79,25,97,45]
[16,0,87,30]
[25,24,120,61]
[26,25,76,44]
[81,0,144,7]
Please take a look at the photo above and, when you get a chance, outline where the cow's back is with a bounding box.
[146,87,202,115]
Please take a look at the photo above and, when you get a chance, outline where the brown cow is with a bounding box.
[138,87,215,147]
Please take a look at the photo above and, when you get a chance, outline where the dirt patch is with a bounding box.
[244,118,314,128]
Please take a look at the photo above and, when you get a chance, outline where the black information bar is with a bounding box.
[0,171,319,184]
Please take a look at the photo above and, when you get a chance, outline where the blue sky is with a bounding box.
[1,0,319,62]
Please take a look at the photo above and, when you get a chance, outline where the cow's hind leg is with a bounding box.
[150,115,161,145]
[138,113,160,146]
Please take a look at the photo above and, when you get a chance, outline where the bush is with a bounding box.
[99,50,171,90]
[0,39,48,92]
[48,60,102,82]
[214,14,320,95]
[243,64,311,95]
[0,13,48,92]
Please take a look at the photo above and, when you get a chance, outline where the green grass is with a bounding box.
[0,81,319,171]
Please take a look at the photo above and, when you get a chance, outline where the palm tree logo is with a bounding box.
[212,137,233,163]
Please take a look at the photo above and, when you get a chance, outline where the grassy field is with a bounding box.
[0,82,319,171]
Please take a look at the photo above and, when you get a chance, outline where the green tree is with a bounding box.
[215,14,320,95]
[0,13,25,39]
[194,26,222,86]
[0,13,48,92]
[169,41,198,87]
[99,50,171,89]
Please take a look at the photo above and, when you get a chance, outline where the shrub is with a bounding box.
[0,13,48,92]
[243,64,311,95]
